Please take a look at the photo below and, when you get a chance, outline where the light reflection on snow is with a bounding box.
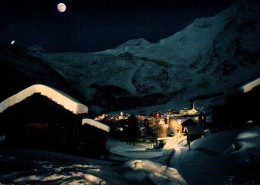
[84,174,106,184]
[0,154,108,185]
[10,163,106,184]
[233,130,260,155]
[236,132,259,139]
[42,174,71,182]
[126,160,187,184]
[4,156,188,185]
[28,175,41,181]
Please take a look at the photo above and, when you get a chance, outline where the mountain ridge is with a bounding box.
[1,1,260,115]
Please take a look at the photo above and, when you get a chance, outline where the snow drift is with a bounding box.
[171,126,260,185]
[0,149,187,185]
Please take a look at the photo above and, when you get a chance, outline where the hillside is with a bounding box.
[0,43,86,108]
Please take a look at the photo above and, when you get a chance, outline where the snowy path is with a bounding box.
[106,137,176,164]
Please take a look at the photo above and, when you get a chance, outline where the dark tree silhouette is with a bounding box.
[126,114,139,145]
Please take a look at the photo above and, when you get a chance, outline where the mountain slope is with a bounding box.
[25,1,260,114]
[0,43,86,108]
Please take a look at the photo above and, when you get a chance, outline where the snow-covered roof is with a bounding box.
[240,77,260,93]
[0,84,88,114]
[82,118,110,132]
[183,126,204,135]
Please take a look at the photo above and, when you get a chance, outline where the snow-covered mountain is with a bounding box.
[5,1,260,115]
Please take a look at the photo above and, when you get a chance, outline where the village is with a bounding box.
[1,0,260,183]
[0,84,207,160]
[0,77,259,184]
[0,76,259,160]
[94,102,206,148]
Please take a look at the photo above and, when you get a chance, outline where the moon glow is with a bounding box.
[57,3,66,12]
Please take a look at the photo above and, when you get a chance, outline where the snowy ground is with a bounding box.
[106,135,186,163]
[0,126,260,184]
[0,149,186,185]
[171,125,260,185]
[107,137,172,161]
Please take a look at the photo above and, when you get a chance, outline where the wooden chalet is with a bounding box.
[0,84,108,157]
[80,119,110,157]
[212,77,260,129]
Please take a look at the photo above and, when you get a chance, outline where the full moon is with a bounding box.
[57,3,66,12]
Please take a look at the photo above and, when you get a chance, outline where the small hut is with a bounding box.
[81,119,110,157]
[181,119,199,132]
[0,84,88,152]
[182,119,204,142]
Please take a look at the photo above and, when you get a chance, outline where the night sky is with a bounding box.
[0,0,234,52]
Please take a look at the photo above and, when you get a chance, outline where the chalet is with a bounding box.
[212,77,260,129]
[0,84,109,157]
[80,119,110,157]
[182,119,204,142]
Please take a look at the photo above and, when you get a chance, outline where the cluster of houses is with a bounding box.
[95,102,207,145]
[94,76,260,146]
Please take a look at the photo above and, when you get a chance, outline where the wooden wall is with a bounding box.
[0,93,84,152]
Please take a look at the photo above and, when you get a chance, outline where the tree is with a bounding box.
[127,114,139,145]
